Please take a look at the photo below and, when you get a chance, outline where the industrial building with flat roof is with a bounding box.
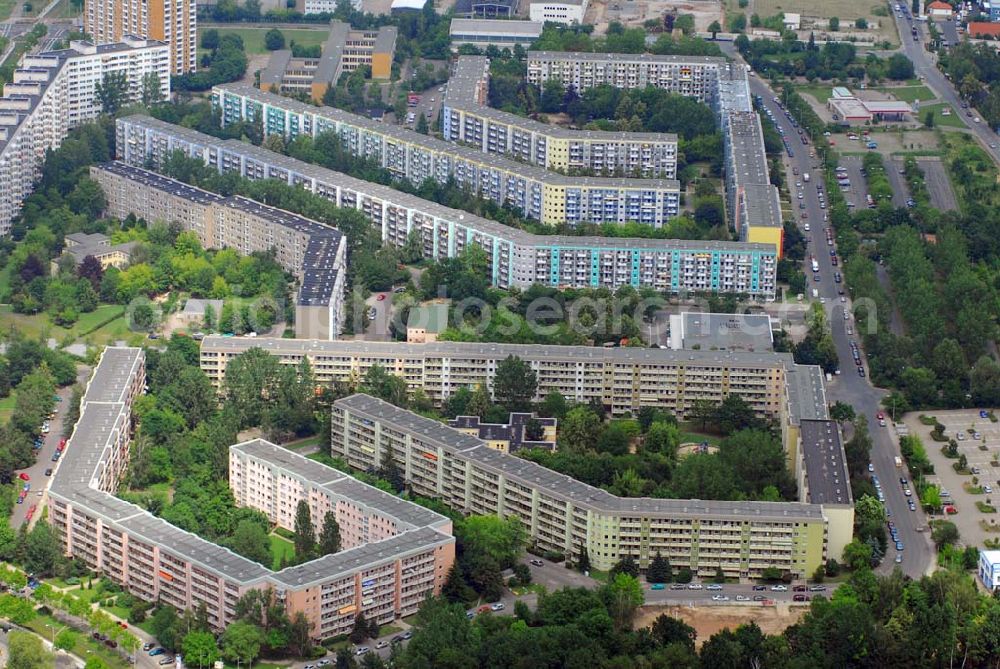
[115,115,776,297]
[332,393,851,578]
[448,19,542,50]
[261,21,397,102]
[211,83,682,228]
[49,347,455,638]
[91,162,347,340]
[443,56,679,178]
[0,37,170,237]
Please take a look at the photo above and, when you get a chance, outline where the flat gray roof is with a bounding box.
[201,335,798,369]
[528,50,725,66]
[785,365,829,423]
[800,419,852,506]
[81,346,144,403]
[118,115,775,256]
[676,311,774,351]
[449,18,543,36]
[337,394,826,522]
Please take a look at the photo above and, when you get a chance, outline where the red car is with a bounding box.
[18,473,29,481]
[376,294,386,301]
[876,412,884,420]
[25,505,36,521]
[58,438,66,448]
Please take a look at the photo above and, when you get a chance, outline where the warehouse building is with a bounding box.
[443,56,679,178]
[448,19,542,50]
[115,115,776,297]
[91,162,347,340]
[210,83,682,228]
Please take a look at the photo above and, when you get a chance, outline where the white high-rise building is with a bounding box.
[85,0,196,74]
[0,37,170,237]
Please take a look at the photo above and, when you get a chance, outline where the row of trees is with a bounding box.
[737,34,913,82]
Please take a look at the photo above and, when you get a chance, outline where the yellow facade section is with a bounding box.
[371,52,392,79]
[546,137,569,171]
[823,505,855,567]
[798,520,826,577]
[541,183,566,225]
[747,226,784,259]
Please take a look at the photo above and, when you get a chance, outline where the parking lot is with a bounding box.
[919,157,959,212]
[903,409,1000,550]
[837,157,869,211]
[886,159,912,208]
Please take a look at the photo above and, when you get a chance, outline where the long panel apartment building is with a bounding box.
[526,51,723,102]
[528,53,784,256]
[331,393,843,579]
[211,83,681,228]
[49,347,455,638]
[116,115,777,297]
[442,56,679,178]
[90,162,347,339]
[197,336,830,457]
[0,38,170,237]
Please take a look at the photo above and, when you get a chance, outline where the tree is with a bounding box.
[492,355,538,412]
[601,573,644,630]
[932,521,960,549]
[829,16,840,31]
[923,109,935,128]
[23,522,59,576]
[150,605,180,650]
[842,539,873,570]
[221,621,264,667]
[415,114,429,134]
[265,28,285,50]
[94,70,129,114]
[460,515,525,568]
[647,551,672,584]
[54,629,76,651]
[442,562,474,603]
[182,631,220,668]
[350,613,371,644]
[576,545,591,573]
[228,519,271,566]
[293,499,316,560]
[319,510,341,555]
[8,630,53,669]
[708,20,721,38]
[610,555,640,579]
[201,28,219,50]
[855,17,868,28]
[140,71,163,106]
[830,401,856,423]
[651,614,696,651]
[559,406,602,453]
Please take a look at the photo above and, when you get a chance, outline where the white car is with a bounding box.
[736,595,750,601]
[687,583,703,590]
[706,584,723,591]
[712,595,730,601]
[490,602,505,611]
[355,647,370,656]
[376,641,389,649]
[770,584,788,591]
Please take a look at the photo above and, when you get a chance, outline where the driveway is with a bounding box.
[885,159,912,208]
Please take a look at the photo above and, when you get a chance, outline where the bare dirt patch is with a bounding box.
[635,603,808,647]
[586,0,723,32]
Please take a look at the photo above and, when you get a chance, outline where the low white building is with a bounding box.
[783,12,801,30]
[981,550,1000,590]
[529,0,587,24]
[449,19,543,50]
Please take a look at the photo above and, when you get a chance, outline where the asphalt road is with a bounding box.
[362,291,394,340]
[838,156,869,210]
[735,60,935,578]
[10,366,89,529]
[891,13,1000,155]
[885,159,912,208]
[920,158,959,211]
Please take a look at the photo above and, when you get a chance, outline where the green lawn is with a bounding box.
[284,436,321,451]
[796,85,834,103]
[919,103,967,128]
[0,304,128,346]
[25,614,130,669]
[879,85,935,103]
[0,392,15,426]
[269,534,295,570]
[199,26,331,55]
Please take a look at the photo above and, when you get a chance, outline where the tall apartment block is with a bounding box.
[211,84,681,228]
[527,54,784,257]
[90,162,347,340]
[261,21,397,102]
[526,51,723,102]
[443,56,679,178]
[49,346,455,637]
[85,0,196,74]
[116,115,776,297]
[0,38,170,237]
[330,393,848,579]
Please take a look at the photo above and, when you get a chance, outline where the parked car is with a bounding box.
[650,583,666,590]
[149,648,166,657]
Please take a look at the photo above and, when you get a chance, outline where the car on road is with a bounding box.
[44,469,52,476]
[650,583,666,590]
[753,595,767,601]
[355,647,370,656]
[670,584,686,590]
[896,541,905,551]
[143,643,154,652]
[529,559,544,567]
[895,553,903,563]
[712,595,729,601]
[687,583,703,590]
[18,473,29,481]
[706,584,723,591]
[490,602,505,612]
[793,594,810,602]
[752,584,766,591]
[793,585,807,592]
[158,658,173,666]
[770,584,787,591]
[809,585,827,591]
[317,660,332,667]
[149,648,166,657]
[736,595,750,601]
[376,641,389,649]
